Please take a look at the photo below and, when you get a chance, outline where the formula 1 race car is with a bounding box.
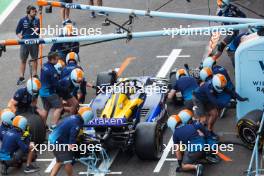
[84,70,168,160]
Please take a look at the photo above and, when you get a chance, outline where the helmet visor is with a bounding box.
[214,85,223,92]
[72,79,82,87]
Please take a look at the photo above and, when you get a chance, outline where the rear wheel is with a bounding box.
[20,111,46,144]
[135,122,163,160]
[169,71,176,90]
[237,109,263,149]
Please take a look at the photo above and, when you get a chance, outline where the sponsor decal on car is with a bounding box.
[87,117,127,126]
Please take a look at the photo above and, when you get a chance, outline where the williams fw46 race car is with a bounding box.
[84,70,169,160]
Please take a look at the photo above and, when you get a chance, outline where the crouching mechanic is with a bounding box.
[7,78,46,122]
[202,57,245,105]
[57,68,85,114]
[202,57,234,90]
[0,116,38,174]
[199,67,213,84]
[48,107,94,176]
[167,109,206,176]
[168,69,198,110]
[61,52,87,103]
[192,74,248,139]
[0,109,15,140]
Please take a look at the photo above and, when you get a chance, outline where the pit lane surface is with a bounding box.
[0,0,263,175]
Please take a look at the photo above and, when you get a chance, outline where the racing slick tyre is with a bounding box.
[135,122,163,160]
[20,111,46,145]
[237,109,263,149]
[169,71,177,90]
[169,72,184,105]
[96,71,117,95]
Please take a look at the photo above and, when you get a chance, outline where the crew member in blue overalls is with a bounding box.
[192,74,248,139]
[7,78,46,122]
[57,68,85,115]
[212,0,246,65]
[61,52,81,78]
[0,109,15,141]
[16,5,40,85]
[167,109,206,176]
[49,107,94,176]
[0,116,38,174]
[225,26,264,66]
[202,57,234,91]
[168,69,198,110]
[61,52,87,103]
[40,52,63,128]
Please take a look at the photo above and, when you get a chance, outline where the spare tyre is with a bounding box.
[20,111,46,145]
[237,109,263,149]
[135,122,163,160]
[96,71,117,95]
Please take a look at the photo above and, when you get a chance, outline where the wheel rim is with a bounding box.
[242,127,256,144]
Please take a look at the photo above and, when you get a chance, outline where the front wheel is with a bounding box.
[237,109,263,149]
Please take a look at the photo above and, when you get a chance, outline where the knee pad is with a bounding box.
[13,150,24,162]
